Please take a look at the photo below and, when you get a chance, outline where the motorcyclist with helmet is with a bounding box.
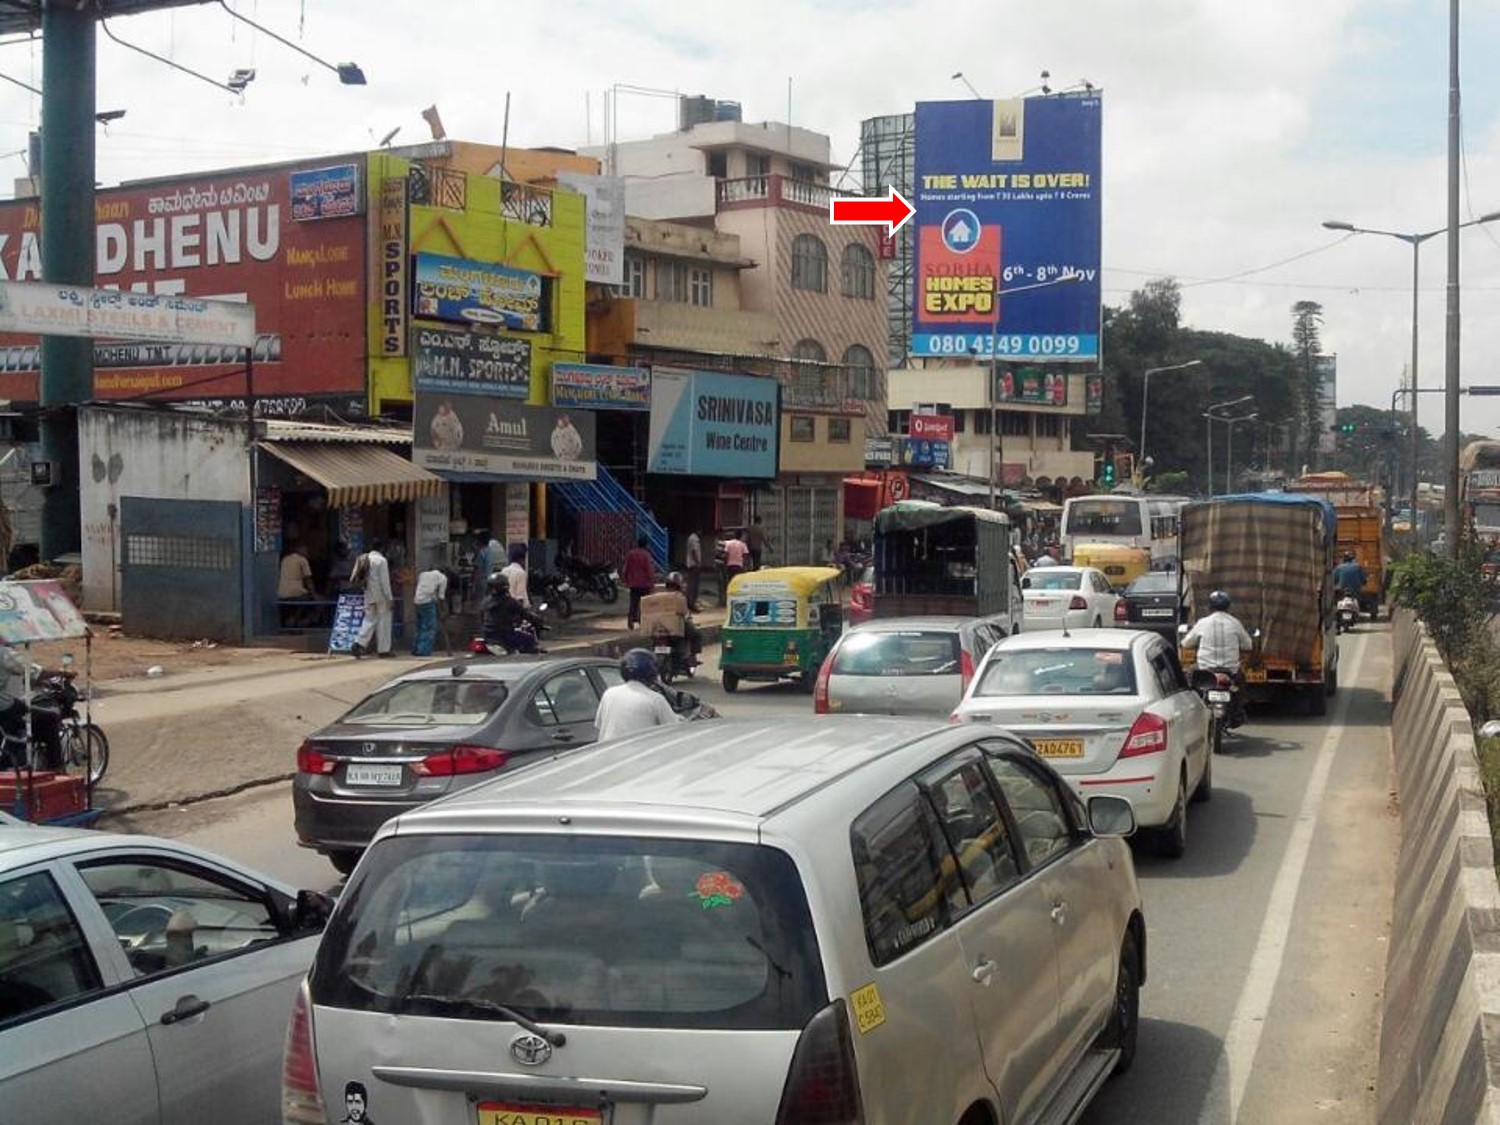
[1181,589,1254,725]
[1332,550,1368,606]
[480,570,548,654]
[596,649,687,740]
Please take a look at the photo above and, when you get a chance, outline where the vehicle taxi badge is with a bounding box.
[693,871,744,910]
[509,1032,553,1067]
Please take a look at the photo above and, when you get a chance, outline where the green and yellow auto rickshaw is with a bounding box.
[720,566,844,693]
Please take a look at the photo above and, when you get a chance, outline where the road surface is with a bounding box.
[121,631,1397,1125]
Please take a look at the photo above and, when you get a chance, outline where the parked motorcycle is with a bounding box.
[651,625,697,685]
[0,666,109,784]
[527,571,576,619]
[558,551,620,605]
[1336,590,1360,634]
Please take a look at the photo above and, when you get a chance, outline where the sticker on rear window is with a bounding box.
[1094,652,1124,664]
[851,983,887,1034]
[693,871,744,910]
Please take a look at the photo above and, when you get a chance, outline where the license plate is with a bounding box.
[1141,608,1172,618]
[1207,690,1232,703]
[1031,598,1054,608]
[653,645,672,654]
[1033,738,1084,758]
[477,1103,604,1125]
[345,763,404,787]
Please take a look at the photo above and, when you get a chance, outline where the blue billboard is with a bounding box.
[412,252,548,332]
[648,368,779,479]
[911,95,1101,361]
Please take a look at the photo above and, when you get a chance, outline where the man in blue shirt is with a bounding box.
[1332,552,1367,599]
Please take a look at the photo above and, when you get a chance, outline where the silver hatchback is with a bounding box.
[288,718,1146,1125]
[814,616,1011,717]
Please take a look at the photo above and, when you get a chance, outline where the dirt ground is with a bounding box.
[17,629,289,684]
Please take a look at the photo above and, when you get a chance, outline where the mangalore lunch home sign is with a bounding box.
[648,369,779,478]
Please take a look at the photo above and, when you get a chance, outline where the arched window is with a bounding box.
[792,338,827,362]
[842,344,878,400]
[791,338,827,400]
[841,243,876,299]
[791,234,828,292]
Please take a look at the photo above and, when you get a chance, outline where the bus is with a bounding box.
[1060,492,1190,583]
[1460,440,1500,538]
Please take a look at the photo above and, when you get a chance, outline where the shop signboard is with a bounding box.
[647,368,779,479]
[505,485,530,547]
[909,413,955,442]
[327,593,366,654]
[0,160,368,406]
[1086,373,1103,414]
[378,176,409,357]
[995,367,1069,406]
[1315,354,1337,455]
[0,282,257,347]
[416,493,449,552]
[551,362,650,411]
[556,172,626,286]
[413,391,597,481]
[254,486,282,554]
[864,435,895,466]
[412,325,531,398]
[412,252,549,333]
[289,164,361,221]
[903,438,951,469]
[912,95,1101,361]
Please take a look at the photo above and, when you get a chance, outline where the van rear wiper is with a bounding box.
[397,992,567,1046]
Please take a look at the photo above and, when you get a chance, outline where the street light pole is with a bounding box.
[1203,396,1254,498]
[1139,359,1203,469]
[1444,0,1462,556]
[1224,413,1258,494]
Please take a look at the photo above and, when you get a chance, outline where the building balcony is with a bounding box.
[716,174,845,215]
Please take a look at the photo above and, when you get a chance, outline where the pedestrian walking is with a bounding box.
[621,535,656,630]
[410,564,449,657]
[722,531,749,593]
[351,541,394,658]
[684,528,703,612]
[746,516,771,571]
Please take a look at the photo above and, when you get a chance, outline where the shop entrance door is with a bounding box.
[774,485,839,566]
[120,497,246,643]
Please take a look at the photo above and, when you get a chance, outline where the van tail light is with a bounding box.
[774,999,865,1125]
[281,983,325,1124]
[813,653,835,714]
[1069,595,1088,611]
[1120,712,1168,758]
[960,648,976,692]
[296,741,335,775]
[1114,599,1129,623]
[412,745,510,776]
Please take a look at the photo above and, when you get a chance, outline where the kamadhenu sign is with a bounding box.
[648,368,779,478]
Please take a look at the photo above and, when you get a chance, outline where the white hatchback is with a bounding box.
[1020,566,1122,632]
[952,628,1213,858]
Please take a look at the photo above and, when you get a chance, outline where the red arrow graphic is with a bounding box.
[829,187,914,235]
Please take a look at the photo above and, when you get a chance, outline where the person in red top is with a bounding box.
[621,535,656,629]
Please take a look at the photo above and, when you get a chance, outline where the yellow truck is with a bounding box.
[1291,473,1387,618]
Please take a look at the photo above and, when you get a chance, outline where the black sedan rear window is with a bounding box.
[831,631,962,677]
[1126,573,1177,595]
[310,834,827,1031]
[341,679,509,727]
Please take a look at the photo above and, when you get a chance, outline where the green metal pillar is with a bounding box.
[39,5,97,559]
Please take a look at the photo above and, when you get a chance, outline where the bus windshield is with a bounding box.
[1065,499,1144,538]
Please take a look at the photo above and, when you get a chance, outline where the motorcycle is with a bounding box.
[527,571,576,620]
[1191,667,1241,755]
[651,625,697,685]
[655,681,718,722]
[1336,590,1360,634]
[0,665,109,785]
[469,604,551,656]
[558,552,620,605]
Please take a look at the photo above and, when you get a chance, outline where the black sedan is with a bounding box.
[293,656,706,874]
[1116,570,1193,639]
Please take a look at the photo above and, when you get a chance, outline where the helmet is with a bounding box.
[487,570,508,590]
[1342,551,1355,562]
[620,648,659,685]
[1209,590,1232,612]
[665,571,684,590]
[1033,555,1059,568]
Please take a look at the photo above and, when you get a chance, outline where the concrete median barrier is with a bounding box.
[1380,609,1500,1124]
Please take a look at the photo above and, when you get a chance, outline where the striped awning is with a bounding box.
[258,441,444,508]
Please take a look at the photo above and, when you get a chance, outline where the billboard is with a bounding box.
[909,413,955,442]
[1315,354,1337,455]
[911,95,1101,361]
[648,369,779,478]
[996,367,1069,406]
[551,362,650,411]
[0,283,255,347]
[0,161,368,409]
[555,172,626,286]
[412,252,549,332]
[412,392,597,480]
[289,164,361,222]
[411,325,531,397]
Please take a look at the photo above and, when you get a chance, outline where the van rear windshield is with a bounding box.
[309,834,828,1031]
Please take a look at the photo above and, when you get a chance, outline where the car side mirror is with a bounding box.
[1087,794,1137,838]
[1252,628,1263,640]
[294,888,336,932]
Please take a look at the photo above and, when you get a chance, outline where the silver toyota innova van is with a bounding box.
[283,717,1145,1125]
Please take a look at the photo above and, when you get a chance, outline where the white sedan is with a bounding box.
[1020,565,1122,631]
[951,628,1212,858]
[0,824,331,1125]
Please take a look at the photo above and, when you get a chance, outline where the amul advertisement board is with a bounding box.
[413,390,597,480]
[911,95,1101,361]
[0,159,368,415]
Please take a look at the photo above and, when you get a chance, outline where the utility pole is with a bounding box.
[1443,0,1462,555]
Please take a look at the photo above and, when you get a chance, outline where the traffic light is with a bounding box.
[1333,422,1357,434]
[1100,457,1116,486]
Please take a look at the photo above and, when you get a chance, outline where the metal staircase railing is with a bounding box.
[552,464,669,570]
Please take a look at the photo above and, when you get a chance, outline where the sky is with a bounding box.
[1,0,1499,436]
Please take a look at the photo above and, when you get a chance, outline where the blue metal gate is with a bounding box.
[120,497,246,643]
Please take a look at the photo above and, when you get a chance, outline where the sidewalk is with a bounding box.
[88,604,728,818]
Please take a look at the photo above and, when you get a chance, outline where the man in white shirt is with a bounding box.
[351,542,395,658]
[411,566,449,657]
[499,543,530,607]
[596,649,684,741]
[684,529,703,612]
[1181,590,1253,672]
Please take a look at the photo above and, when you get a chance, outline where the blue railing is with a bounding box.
[552,464,669,571]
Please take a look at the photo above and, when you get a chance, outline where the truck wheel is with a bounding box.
[1308,685,1328,717]
[722,671,740,693]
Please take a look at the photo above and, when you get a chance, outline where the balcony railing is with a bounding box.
[716,174,845,215]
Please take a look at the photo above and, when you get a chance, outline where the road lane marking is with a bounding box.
[1221,636,1369,1122]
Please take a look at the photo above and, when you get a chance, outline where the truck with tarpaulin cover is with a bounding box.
[1178,493,1339,715]
[872,502,1022,633]
[1290,471,1388,618]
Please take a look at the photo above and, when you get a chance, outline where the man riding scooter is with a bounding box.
[1181,590,1254,731]
[639,571,702,682]
[480,572,549,654]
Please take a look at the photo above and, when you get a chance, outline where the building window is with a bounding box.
[841,344,877,399]
[841,244,876,299]
[790,161,816,183]
[889,409,910,434]
[790,416,816,442]
[792,338,827,363]
[829,418,852,443]
[1036,413,1063,438]
[791,234,828,292]
[689,267,713,308]
[622,253,645,298]
[748,153,772,178]
[656,260,688,302]
[706,152,728,179]
[953,410,966,434]
[973,410,992,436]
[1001,411,1030,437]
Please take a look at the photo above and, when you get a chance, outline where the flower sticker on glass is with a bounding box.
[693,871,745,910]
